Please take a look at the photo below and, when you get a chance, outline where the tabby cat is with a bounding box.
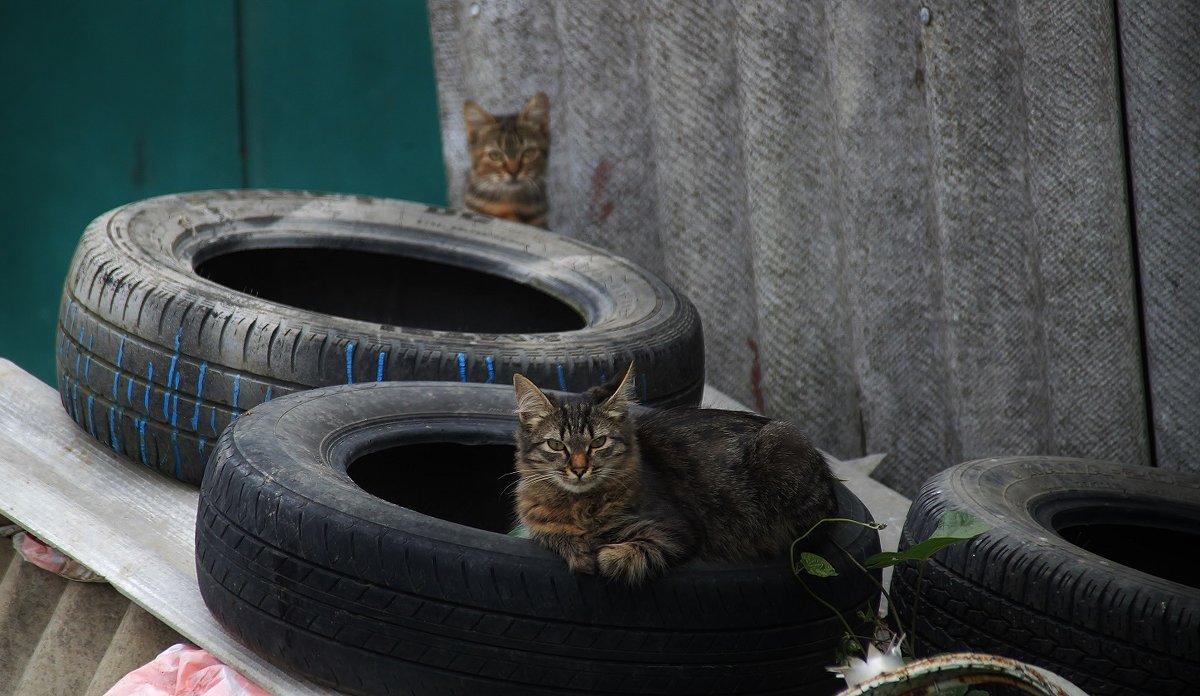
[463,92,550,228]
[512,363,838,584]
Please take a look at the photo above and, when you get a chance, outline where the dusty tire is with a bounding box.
[54,190,704,484]
[195,381,882,696]
[890,456,1200,696]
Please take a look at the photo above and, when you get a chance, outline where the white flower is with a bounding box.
[827,635,906,687]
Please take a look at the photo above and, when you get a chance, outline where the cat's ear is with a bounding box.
[518,92,550,137]
[463,100,496,145]
[600,363,637,419]
[513,373,554,427]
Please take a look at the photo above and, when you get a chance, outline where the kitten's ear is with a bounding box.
[600,363,637,419]
[513,373,554,427]
[463,100,496,145]
[518,92,550,136]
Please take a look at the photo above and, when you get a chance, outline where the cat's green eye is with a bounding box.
[487,150,504,161]
[545,439,565,451]
[522,149,539,161]
[590,435,607,449]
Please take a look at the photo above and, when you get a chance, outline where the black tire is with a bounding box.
[889,456,1200,696]
[195,382,882,696]
[54,190,704,485]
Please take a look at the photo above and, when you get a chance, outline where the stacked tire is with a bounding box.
[55,190,704,485]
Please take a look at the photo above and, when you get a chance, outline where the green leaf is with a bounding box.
[863,511,989,569]
[932,510,990,539]
[796,552,839,577]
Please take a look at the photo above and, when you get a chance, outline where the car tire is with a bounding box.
[889,456,1200,696]
[55,190,705,484]
[195,381,882,696]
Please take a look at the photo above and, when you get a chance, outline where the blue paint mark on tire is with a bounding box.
[116,336,126,368]
[231,374,241,419]
[112,372,121,402]
[458,352,467,382]
[108,407,119,452]
[345,342,356,384]
[171,394,180,428]
[191,361,208,430]
[138,419,148,466]
[167,328,182,388]
[486,355,495,383]
[198,436,207,461]
[557,364,567,391]
[210,406,217,435]
[126,376,134,405]
[144,362,154,412]
[376,351,386,382]
[77,327,85,356]
[264,385,273,402]
[86,395,96,438]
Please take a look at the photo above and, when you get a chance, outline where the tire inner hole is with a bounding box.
[1056,518,1200,589]
[348,442,519,534]
[196,247,586,333]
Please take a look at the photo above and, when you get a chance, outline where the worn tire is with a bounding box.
[890,456,1200,696]
[195,381,882,696]
[54,190,704,484]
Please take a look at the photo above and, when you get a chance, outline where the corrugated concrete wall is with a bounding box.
[428,0,1197,495]
[0,518,184,696]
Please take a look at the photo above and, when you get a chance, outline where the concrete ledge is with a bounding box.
[0,359,339,696]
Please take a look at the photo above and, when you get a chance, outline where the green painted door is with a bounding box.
[0,1,446,386]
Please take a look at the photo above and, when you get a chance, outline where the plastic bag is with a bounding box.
[103,643,271,696]
[1,525,104,582]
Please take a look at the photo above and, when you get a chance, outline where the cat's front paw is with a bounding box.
[597,543,660,585]
[565,551,597,575]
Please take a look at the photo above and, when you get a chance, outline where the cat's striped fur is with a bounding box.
[512,363,838,585]
[463,92,549,228]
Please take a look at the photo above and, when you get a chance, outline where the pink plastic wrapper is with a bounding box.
[104,643,271,696]
[11,529,104,582]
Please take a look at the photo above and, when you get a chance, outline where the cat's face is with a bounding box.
[464,93,549,189]
[513,365,637,494]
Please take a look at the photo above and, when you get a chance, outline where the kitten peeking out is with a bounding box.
[512,363,838,585]
[463,92,550,228]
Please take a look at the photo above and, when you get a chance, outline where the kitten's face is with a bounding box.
[513,366,636,494]
[464,93,549,189]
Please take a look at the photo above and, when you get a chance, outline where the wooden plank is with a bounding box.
[0,359,338,696]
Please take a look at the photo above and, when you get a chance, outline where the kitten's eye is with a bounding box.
[590,435,607,449]
[522,149,540,161]
[487,150,504,161]
[545,439,565,451]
